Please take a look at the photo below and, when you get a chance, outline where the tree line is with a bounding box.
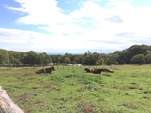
[0,44,151,66]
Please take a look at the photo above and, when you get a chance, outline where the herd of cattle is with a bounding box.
[36,66,114,74]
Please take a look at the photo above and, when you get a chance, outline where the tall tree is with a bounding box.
[130,54,145,64]
[38,52,52,65]
[21,51,39,64]
[82,52,102,65]
[64,57,70,64]
[8,51,23,64]
[0,49,9,64]
[105,52,119,65]
[145,52,151,64]
[118,45,148,64]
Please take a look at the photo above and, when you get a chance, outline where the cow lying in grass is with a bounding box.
[36,66,55,74]
[84,68,102,74]
[84,68,114,74]
[84,68,94,73]
[100,68,114,73]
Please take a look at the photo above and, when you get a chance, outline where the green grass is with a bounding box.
[0,65,151,113]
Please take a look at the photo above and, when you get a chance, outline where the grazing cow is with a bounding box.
[36,66,55,74]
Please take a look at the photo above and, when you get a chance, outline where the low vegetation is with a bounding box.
[0,65,151,113]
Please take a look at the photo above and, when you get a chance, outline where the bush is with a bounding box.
[130,54,145,64]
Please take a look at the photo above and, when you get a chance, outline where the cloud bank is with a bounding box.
[1,0,151,53]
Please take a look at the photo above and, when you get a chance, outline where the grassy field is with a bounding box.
[0,65,151,113]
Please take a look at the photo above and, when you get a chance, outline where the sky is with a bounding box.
[0,0,151,54]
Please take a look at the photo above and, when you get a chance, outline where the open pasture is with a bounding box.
[0,65,151,113]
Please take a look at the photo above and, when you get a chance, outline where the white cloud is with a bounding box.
[2,0,151,53]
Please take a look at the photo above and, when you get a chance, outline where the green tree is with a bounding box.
[8,51,23,64]
[130,54,145,64]
[105,52,119,65]
[0,49,9,64]
[38,52,52,65]
[82,51,102,65]
[74,55,83,64]
[145,52,151,64]
[22,51,39,64]
[64,57,70,64]
[117,45,148,64]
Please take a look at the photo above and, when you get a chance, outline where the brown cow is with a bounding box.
[84,68,94,72]
[84,68,102,74]
[84,68,114,74]
[100,68,114,73]
[36,66,55,74]
[92,68,102,74]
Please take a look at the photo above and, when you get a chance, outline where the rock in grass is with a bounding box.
[0,86,24,113]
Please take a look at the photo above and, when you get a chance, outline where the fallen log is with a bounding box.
[0,86,24,113]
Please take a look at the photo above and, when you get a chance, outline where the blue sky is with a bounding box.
[0,0,151,53]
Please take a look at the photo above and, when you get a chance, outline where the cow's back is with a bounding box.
[45,66,55,74]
